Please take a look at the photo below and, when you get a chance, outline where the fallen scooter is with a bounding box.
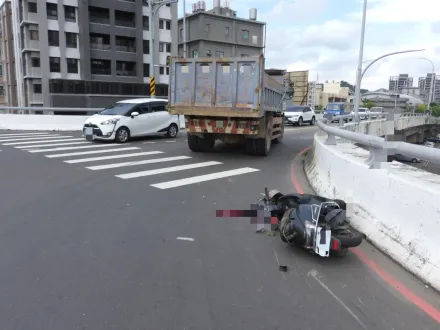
[256,188,363,256]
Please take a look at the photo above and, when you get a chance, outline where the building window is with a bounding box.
[48,30,59,47]
[143,0,149,5]
[64,5,76,22]
[91,59,111,75]
[143,16,149,31]
[116,61,136,76]
[159,43,171,53]
[90,33,110,51]
[28,2,37,13]
[166,43,171,53]
[159,19,171,30]
[206,50,211,56]
[180,28,183,39]
[143,40,150,54]
[67,58,79,74]
[143,63,150,77]
[115,36,136,53]
[46,3,58,20]
[33,84,42,94]
[30,30,39,41]
[242,30,249,40]
[31,57,40,67]
[0,85,4,96]
[0,65,2,76]
[216,51,224,58]
[115,10,135,28]
[49,57,61,72]
[205,24,210,33]
[166,66,169,75]
[65,32,78,48]
[159,66,164,75]
[89,6,110,25]
[225,27,229,36]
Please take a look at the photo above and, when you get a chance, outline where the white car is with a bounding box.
[350,107,369,120]
[284,106,316,126]
[82,98,180,143]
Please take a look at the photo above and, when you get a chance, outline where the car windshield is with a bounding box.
[99,103,137,116]
[359,108,367,112]
[326,104,342,110]
[286,106,304,112]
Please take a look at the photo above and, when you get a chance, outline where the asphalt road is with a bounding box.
[0,126,439,330]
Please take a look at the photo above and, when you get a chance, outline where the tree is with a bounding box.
[415,104,427,113]
[431,105,440,117]
[362,99,376,109]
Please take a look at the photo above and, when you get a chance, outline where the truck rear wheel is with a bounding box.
[255,120,272,156]
[198,135,215,152]
[187,133,201,152]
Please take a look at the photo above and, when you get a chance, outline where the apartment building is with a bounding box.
[177,0,265,58]
[11,0,177,108]
[0,0,17,106]
[418,73,440,104]
[389,74,413,93]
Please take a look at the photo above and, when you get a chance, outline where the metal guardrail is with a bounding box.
[317,113,440,169]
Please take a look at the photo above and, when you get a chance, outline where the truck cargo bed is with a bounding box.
[168,55,284,118]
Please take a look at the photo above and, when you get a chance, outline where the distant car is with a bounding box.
[82,98,180,143]
[394,154,421,163]
[350,107,369,120]
[284,106,316,126]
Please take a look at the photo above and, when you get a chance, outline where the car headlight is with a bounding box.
[323,111,327,114]
[100,118,119,125]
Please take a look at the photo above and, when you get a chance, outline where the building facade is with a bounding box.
[177,1,265,58]
[11,0,177,108]
[389,74,413,93]
[0,0,17,106]
[418,73,440,104]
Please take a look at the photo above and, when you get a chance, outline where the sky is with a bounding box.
[179,0,440,91]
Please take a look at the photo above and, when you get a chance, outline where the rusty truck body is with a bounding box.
[167,55,289,156]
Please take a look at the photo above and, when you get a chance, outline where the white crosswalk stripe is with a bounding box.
[150,167,261,189]
[45,147,141,158]
[15,141,91,149]
[116,161,222,179]
[64,151,164,164]
[0,135,69,142]
[0,132,50,137]
[27,143,127,153]
[3,138,84,146]
[86,156,192,170]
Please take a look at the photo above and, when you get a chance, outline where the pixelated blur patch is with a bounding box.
[216,203,279,231]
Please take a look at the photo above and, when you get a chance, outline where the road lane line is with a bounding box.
[86,156,192,170]
[45,147,141,158]
[2,138,84,146]
[0,135,68,142]
[150,167,260,189]
[0,132,50,137]
[64,151,164,163]
[176,237,195,242]
[15,141,91,149]
[116,161,222,179]
[28,144,127,153]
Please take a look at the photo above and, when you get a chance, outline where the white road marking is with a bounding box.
[150,167,260,189]
[15,141,90,149]
[0,132,50,137]
[28,144,127,153]
[165,140,176,143]
[116,161,222,179]
[309,270,367,329]
[176,237,195,242]
[2,138,84,146]
[86,156,192,170]
[64,151,164,164]
[142,141,156,144]
[45,147,141,158]
[0,135,65,142]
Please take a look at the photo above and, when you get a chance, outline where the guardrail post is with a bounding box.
[366,146,388,169]
[338,116,344,126]
[324,132,337,145]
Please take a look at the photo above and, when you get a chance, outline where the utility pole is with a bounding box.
[148,0,178,98]
[183,0,187,57]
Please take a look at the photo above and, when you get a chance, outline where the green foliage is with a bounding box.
[362,99,376,109]
[431,105,440,117]
[415,104,427,113]
[340,80,369,94]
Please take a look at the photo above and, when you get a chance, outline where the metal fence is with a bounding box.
[317,113,440,169]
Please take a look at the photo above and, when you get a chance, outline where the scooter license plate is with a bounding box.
[315,228,331,257]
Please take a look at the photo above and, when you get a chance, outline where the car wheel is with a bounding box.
[412,158,418,163]
[310,116,315,125]
[166,123,178,138]
[298,117,303,126]
[115,127,130,143]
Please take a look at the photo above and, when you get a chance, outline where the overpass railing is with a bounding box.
[316,113,440,168]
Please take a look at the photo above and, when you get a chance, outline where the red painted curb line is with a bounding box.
[290,146,440,324]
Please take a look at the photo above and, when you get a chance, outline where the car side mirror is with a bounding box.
[131,112,139,118]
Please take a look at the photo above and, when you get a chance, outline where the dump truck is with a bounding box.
[167,55,292,156]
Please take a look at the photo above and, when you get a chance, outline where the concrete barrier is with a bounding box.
[306,130,440,291]
[0,114,186,131]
